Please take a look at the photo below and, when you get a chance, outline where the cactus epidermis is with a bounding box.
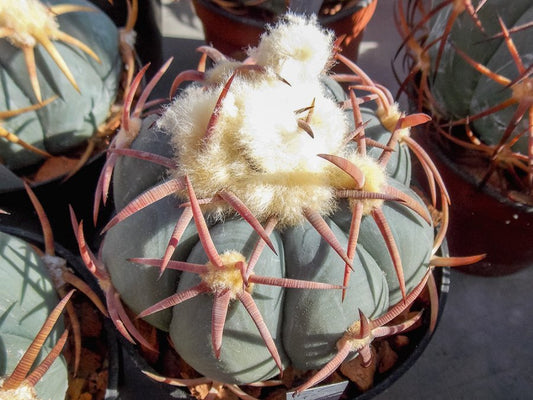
[0,232,68,400]
[97,13,438,388]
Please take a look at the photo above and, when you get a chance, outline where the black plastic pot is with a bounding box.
[114,264,450,400]
[0,225,120,400]
[0,153,112,254]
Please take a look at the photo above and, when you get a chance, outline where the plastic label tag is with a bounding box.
[286,381,349,400]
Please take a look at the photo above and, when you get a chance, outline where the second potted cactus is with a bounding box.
[395,0,533,275]
[0,0,124,185]
[0,183,120,400]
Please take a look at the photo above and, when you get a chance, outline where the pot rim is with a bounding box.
[192,0,377,28]
[422,130,533,215]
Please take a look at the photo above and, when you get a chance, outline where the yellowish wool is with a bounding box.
[234,80,346,173]
[204,60,249,86]
[336,320,373,352]
[355,155,387,214]
[355,156,387,194]
[0,379,40,400]
[0,0,58,48]
[376,103,410,139]
[201,251,252,298]
[160,70,345,226]
[328,153,387,214]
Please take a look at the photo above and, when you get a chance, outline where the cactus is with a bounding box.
[0,231,70,400]
[74,13,471,394]
[1,182,115,399]
[395,0,533,205]
[21,181,109,377]
[0,0,122,173]
[92,58,174,225]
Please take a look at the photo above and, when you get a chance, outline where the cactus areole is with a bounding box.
[101,14,436,388]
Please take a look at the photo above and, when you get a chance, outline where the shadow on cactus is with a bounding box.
[73,12,482,398]
[394,0,533,206]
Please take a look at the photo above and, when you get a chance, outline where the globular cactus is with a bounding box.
[0,231,70,400]
[75,13,465,394]
[0,0,122,175]
[395,0,533,205]
[21,181,109,377]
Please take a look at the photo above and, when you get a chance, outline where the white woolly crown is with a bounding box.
[157,14,384,227]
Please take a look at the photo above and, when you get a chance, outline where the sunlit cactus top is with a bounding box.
[158,14,386,227]
[0,0,59,47]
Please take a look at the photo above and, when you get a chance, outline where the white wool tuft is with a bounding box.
[0,377,40,399]
[0,0,59,48]
[247,13,335,84]
[156,14,355,227]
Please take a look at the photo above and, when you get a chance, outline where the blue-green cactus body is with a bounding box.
[0,0,121,170]
[361,108,412,186]
[323,77,412,186]
[170,220,288,384]
[282,218,389,370]
[427,0,533,155]
[111,116,175,210]
[0,232,68,400]
[103,198,197,331]
[102,105,432,384]
[330,179,433,304]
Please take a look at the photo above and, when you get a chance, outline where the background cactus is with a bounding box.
[395,0,533,205]
[77,13,454,394]
[0,231,68,400]
[0,0,122,178]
